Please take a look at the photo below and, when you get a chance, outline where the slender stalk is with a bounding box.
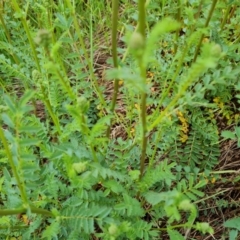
[80,114,98,162]
[30,205,54,216]
[106,0,119,138]
[193,0,218,62]
[0,12,19,64]
[121,0,151,63]
[0,206,54,217]
[220,5,231,31]
[0,208,26,216]
[228,5,236,20]
[0,127,28,206]
[174,0,182,54]
[11,0,61,135]
[0,225,28,229]
[11,0,41,71]
[137,0,148,179]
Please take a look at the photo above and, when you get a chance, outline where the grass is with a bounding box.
[0,0,240,239]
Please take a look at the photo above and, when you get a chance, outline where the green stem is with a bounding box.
[11,0,41,71]
[121,0,151,63]
[0,11,19,64]
[80,114,98,162]
[0,206,54,217]
[193,0,218,62]
[106,0,119,138]
[30,205,54,216]
[220,5,231,31]
[0,225,28,229]
[138,0,147,179]
[0,127,28,205]
[0,208,26,216]
[11,0,61,135]
[174,0,181,54]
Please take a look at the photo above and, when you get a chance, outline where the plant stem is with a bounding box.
[0,127,28,206]
[11,0,41,71]
[193,0,218,62]
[0,11,19,64]
[0,206,54,217]
[174,0,182,54]
[220,5,231,31]
[11,0,61,135]
[137,0,147,179]
[106,0,119,138]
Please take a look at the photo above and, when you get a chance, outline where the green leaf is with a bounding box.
[229,230,238,240]
[194,180,207,189]
[235,127,240,138]
[19,138,41,147]
[144,191,166,206]
[19,126,43,133]
[103,179,124,194]
[221,130,236,140]
[167,229,185,240]
[42,220,60,239]
[19,90,35,108]
[2,113,14,128]
[229,229,238,240]
[190,188,204,197]
[3,94,16,113]
[224,217,240,231]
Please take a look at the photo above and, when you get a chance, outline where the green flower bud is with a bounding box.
[108,224,118,236]
[32,70,41,81]
[178,199,193,211]
[129,170,140,181]
[77,96,89,114]
[129,32,144,50]
[35,29,51,48]
[210,44,221,58]
[72,162,87,174]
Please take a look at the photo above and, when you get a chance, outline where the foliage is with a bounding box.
[0,0,239,239]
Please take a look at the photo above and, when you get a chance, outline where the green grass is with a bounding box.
[0,0,240,239]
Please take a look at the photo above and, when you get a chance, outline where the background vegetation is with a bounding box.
[0,0,239,239]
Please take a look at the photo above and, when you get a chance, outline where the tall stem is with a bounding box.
[174,0,181,54]
[0,127,28,206]
[138,0,147,179]
[193,0,218,62]
[0,12,19,64]
[11,0,61,135]
[106,0,119,138]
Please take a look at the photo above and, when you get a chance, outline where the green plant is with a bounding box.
[0,0,239,239]
[224,217,240,240]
